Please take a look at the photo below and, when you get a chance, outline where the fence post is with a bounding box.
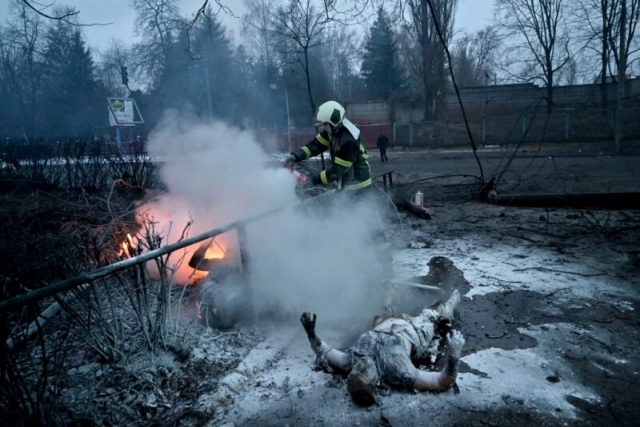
[522,116,527,137]
[482,117,486,144]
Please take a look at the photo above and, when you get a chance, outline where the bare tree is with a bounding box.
[496,0,572,112]
[0,1,47,136]
[612,0,640,152]
[243,0,285,83]
[97,40,133,97]
[324,23,363,99]
[271,0,328,117]
[574,0,640,150]
[130,0,182,87]
[556,55,581,85]
[316,0,385,24]
[395,28,423,93]
[16,0,115,27]
[398,0,458,120]
[18,0,79,23]
[452,26,500,88]
[569,0,615,106]
[569,0,639,107]
[608,0,640,80]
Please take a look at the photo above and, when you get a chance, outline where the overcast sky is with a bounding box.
[0,0,495,54]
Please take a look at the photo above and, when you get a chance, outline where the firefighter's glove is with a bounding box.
[446,330,465,358]
[284,154,298,169]
[300,312,317,340]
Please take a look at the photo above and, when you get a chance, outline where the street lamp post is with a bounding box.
[270,83,292,153]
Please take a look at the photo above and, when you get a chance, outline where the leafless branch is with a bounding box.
[20,0,112,26]
[184,0,238,59]
[318,0,380,25]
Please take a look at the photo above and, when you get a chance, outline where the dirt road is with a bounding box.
[368,143,640,203]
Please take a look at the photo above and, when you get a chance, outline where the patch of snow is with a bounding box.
[460,323,600,419]
[393,226,633,301]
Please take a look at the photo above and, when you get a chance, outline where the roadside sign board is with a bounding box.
[107,97,144,126]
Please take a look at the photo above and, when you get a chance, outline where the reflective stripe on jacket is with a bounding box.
[292,121,371,191]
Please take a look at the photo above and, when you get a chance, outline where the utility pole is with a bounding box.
[284,84,292,153]
[204,52,214,119]
[270,83,292,153]
[615,0,627,153]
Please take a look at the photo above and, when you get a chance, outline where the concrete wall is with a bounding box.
[345,79,640,124]
[394,100,425,123]
[277,79,640,151]
[446,78,640,113]
[345,101,389,124]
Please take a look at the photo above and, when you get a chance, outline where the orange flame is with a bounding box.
[204,245,225,260]
[117,233,137,258]
[188,242,227,283]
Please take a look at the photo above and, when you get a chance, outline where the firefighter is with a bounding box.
[283,100,371,192]
[284,101,393,283]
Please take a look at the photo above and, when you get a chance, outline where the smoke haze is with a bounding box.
[139,111,386,324]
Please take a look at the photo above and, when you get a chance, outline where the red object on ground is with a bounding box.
[288,167,308,185]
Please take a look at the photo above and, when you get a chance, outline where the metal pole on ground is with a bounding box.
[0,207,284,313]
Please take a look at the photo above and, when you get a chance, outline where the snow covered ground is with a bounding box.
[209,201,639,427]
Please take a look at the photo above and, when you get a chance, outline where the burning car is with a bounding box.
[189,241,252,330]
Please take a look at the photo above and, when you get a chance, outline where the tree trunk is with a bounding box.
[615,0,627,153]
[303,47,323,168]
[601,0,609,108]
[546,63,554,114]
[422,8,432,122]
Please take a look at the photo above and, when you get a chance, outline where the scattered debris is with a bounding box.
[397,200,432,219]
[484,331,508,339]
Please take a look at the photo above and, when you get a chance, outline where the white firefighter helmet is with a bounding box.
[316,101,346,128]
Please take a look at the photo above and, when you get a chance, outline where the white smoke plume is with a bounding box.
[140,111,387,324]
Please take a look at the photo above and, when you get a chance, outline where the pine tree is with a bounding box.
[40,23,105,136]
[148,10,237,124]
[361,8,405,100]
[195,12,235,121]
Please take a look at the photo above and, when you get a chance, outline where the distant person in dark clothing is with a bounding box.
[376,131,390,162]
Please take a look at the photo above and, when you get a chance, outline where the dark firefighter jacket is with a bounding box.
[291,119,372,191]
